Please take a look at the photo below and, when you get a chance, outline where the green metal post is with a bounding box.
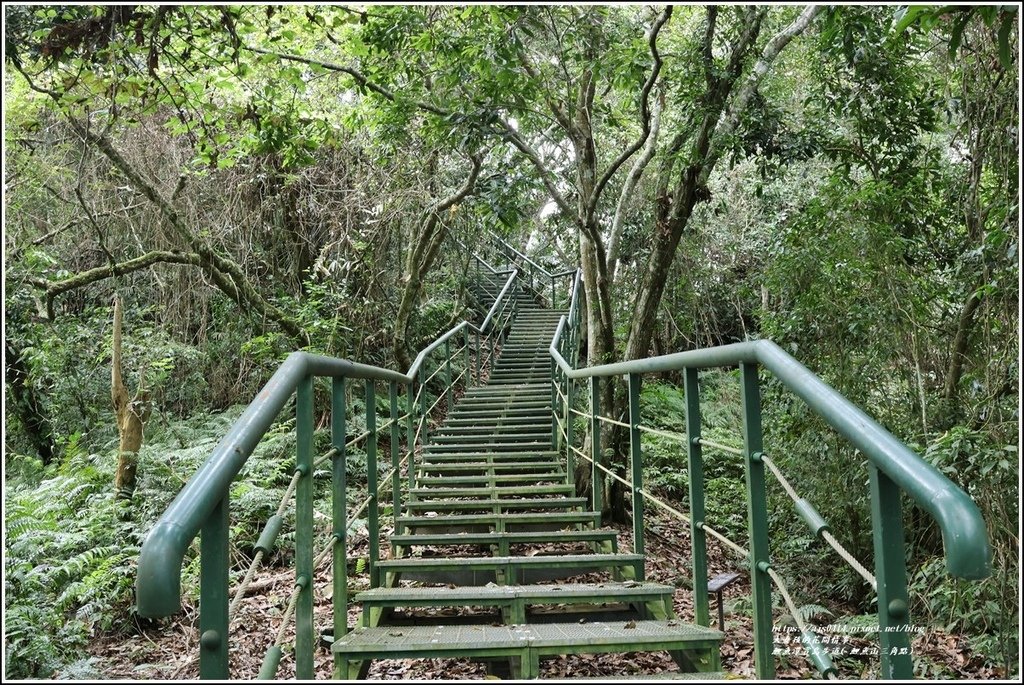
[389,381,401,521]
[418,368,428,444]
[463,328,471,386]
[740,362,774,679]
[295,375,314,680]
[564,374,573,479]
[489,328,496,372]
[199,496,229,679]
[444,340,453,413]
[869,465,914,678]
[474,330,481,382]
[331,377,348,679]
[550,276,555,309]
[365,381,380,588]
[550,359,558,450]
[590,377,603,514]
[683,368,710,628]
[407,381,416,491]
[627,373,645,570]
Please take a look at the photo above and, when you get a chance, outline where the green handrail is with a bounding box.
[136,255,524,678]
[488,231,575,308]
[136,353,405,618]
[548,320,991,679]
[548,337,990,578]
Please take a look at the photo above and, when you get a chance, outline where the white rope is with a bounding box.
[636,424,689,443]
[762,455,877,590]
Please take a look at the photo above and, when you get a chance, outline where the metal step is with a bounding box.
[421,441,552,453]
[430,433,552,445]
[417,461,562,475]
[416,473,565,487]
[396,511,600,533]
[433,426,553,437]
[390,530,618,554]
[355,581,674,619]
[403,497,587,514]
[419,449,559,461]
[332,620,722,678]
[409,483,574,499]
[375,553,645,584]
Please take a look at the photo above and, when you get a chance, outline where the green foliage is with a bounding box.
[638,377,747,541]
[5,447,140,678]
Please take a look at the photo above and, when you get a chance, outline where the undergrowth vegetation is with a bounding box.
[3,405,381,679]
[3,3,1017,680]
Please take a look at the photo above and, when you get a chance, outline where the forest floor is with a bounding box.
[86,505,1002,680]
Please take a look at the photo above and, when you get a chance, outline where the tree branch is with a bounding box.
[516,45,574,132]
[247,46,451,116]
[496,120,575,216]
[608,88,664,282]
[35,250,204,300]
[708,5,822,170]
[702,6,719,89]
[586,6,672,222]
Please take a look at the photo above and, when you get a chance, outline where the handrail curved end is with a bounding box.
[931,488,992,580]
[136,520,190,617]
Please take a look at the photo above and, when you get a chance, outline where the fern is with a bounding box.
[797,603,834,622]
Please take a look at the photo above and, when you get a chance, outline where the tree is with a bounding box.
[110,295,150,498]
[624,5,821,361]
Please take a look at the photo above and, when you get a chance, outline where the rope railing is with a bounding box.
[228,400,415,614]
[761,454,877,590]
[636,424,688,443]
[695,437,745,456]
[227,465,304,620]
[412,343,468,406]
[257,448,413,678]
[765,565,838,679]
[414,368,468,445]
[556,387,856,675]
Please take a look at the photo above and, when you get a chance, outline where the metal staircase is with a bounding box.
[333,301,723,679]
[134,235,991,681]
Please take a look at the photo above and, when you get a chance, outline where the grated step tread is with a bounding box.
[356,582,675,604]
[376,553,643,573]
[332,620,722,654]
[390,530,617,547]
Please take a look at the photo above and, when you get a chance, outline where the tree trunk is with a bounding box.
[112,295,151,499]
[392,154,483,369]
[938,288,983,427]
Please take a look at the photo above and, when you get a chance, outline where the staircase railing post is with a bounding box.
[444,340,453,413]
[590,377,603,514]
[683,368,710,627]
[365,381,380,588]
[463,327,471,386]
[331,377,348,679]
[419,367,429,444]
[406,381,416,491]
[550,275,555,309]
[199,496,229,679]
[869,465,914,678]
[564,373,574,483]
[550,359,558,450]
[740,362,774,680]
[295,374,314,680]
[489,327,496,371]
[389,381,401,520]
[627,373,645,572]
[474,329,481,382]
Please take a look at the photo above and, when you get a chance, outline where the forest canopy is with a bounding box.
[3,3,1019,680]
